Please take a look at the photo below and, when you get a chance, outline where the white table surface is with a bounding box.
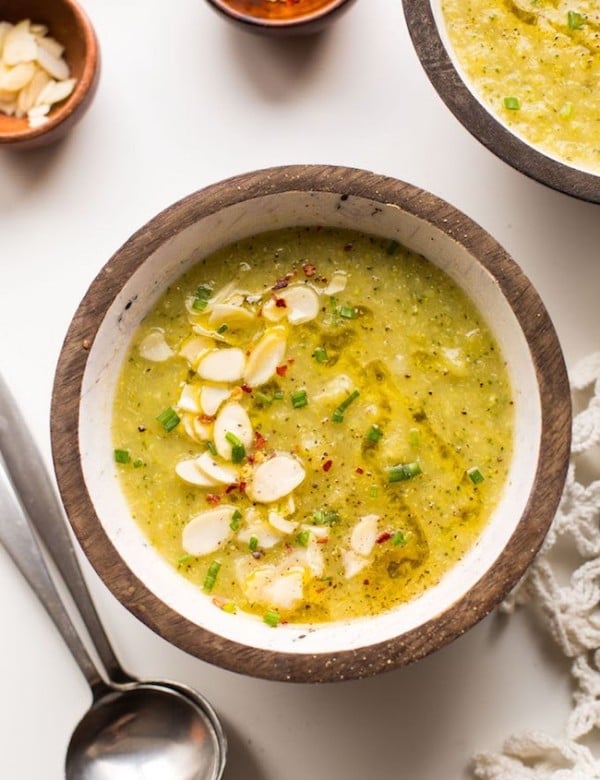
[1,1,599,778]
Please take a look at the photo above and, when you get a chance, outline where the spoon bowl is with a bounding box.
[67,683,224,780]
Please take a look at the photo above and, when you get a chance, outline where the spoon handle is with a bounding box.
[0,457,105,694]
[0,373,128,684]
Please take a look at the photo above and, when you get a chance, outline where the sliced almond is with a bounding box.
[323,271,348,296]
[195,451,239,485]
[16,67,49,114]
[243,327,286,387]
[208,303,256,329]
[342,549,369,579]
[35,41,69,80]
[350,514,379,556]
[280,285,320,324]
[0,22,13,59]
[36,34,64,59]
[0,61,35,91]
[200,384,231,417]
[246,453,306,504]
[181,414,212,442]
[267,510,298,534]
[3,20,36,65]
[175,457,220,487]
[177,383,202,414]
[35,76,75,107]
[242,564,305,610]
[261,297,289,323]
[213,402,253,460]
[237,517,282,549]
[178,334,214,367]
[138,329,174,362]
[197,347,245,382]
[182,504,237,556]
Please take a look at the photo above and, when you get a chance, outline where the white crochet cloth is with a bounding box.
[473,353,600,779]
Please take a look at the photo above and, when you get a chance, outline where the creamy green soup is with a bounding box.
[113,228,513,625]
[442,0,600,174]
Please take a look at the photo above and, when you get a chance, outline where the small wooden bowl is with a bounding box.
[51,165,571,683]
[0,0,99,150]
[403,1,600,204]
[204,0,357,35]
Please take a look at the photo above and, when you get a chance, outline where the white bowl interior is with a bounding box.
[80,190,540,655]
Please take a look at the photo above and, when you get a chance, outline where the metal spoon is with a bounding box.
[0,375,226,780]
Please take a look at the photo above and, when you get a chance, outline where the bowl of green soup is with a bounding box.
[51,165,571,682]
[404,0,600,203]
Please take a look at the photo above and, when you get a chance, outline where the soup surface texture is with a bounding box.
[441,0,600,174]
[113,228,513,625]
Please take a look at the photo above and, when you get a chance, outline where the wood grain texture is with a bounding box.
[51,165,572,682]
[0,0,100,149]
[402,1,600,204]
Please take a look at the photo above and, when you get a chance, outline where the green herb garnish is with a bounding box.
[217,324,229,334]
[332,389,360,422]
[225,431,246,463]
[248,536,259,552]
[296,530,311,547]
[392,531,407,546]
[203,560,221,592]
[388,461,422,483]
[339,305,357,319]
[263,609,281,627]
[312,509,340,526]
[291,389,309,409]
[467,466,484,485]
[312,346,329,363]
[366,424,383,443]
[192,285,212,311]
[568,10,584,29]
[503,96,520,110]
[230,509,242,531]
[156,407,180,432]
[114,448,131,464]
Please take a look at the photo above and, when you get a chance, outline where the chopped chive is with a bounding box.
[392,531,407,546]
[409,428,420,446]
[192,285,212,311]
[332,389,360,423]
[217,324,229,334]
[312,346,329,363]
[263,609,281,627]
[312,509,340,526]
[255,391,272,405]
[230,509,242,531]
[249,536,259,552]
[291,389,309,409]
[339,305,357,319]
[273,390,284,401]
[296,530,311,547]
[225,431,246,463]
[178,554,195,565]
[156,407,180,432]
[369,486,379,498]
[133,457,144,468]
[388,461,422,483]
[366,424,383,443]
[467,466,485,485]
[386,239,400,255]
[503,96,520,110]
[114,448,131,464]
[203,560,221,592]
[568,10,584,29]
[206,441,218,457]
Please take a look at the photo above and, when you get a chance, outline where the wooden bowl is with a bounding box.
[51,165,571,683]
[0,0,99,150]
[204,0,357,35]
[403,1,600,204]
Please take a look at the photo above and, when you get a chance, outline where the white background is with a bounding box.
[1,1,599,778]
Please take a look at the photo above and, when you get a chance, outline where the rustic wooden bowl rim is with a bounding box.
[402,0,600,204]
[0,0,99,145]
[51,164,572,683]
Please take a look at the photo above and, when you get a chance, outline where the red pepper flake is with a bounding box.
[254,431,267,449]
[199,413,214,424]
[303,263,317,277]
[355,467,364,475]
[275,297,287,308]
[317,537,329,545]
[241,383,252,394]
[206,493,221,506]
[343,243,353,252]
[276,364,288,377]
[376,531,392,544]
[272,273,293,291]
[363,579,370,585]
[224,483,236,494]
[238,481,247,492]
[322,459,333,472]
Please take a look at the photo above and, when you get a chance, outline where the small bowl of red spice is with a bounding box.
[204,0,357,35]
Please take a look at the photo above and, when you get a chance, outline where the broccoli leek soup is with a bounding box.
[113,227,513,625]
[441,0,600,174]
